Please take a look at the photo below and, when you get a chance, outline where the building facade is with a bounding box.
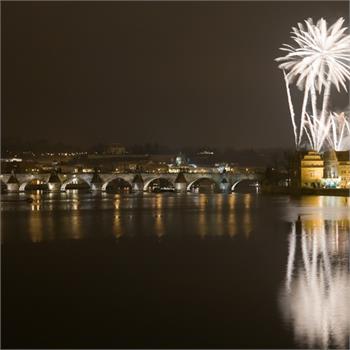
[300,151,324,188]
[300,150,350,189]
[337,151,350,189]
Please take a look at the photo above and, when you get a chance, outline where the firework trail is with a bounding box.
[329,112,350,151]
[276,18,350,151]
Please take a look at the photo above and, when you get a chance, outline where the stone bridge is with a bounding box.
[0,171,260,193]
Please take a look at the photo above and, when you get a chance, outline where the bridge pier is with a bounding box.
[6,172,19,192]
[48,182,61,192]
[175,172,187,193]
[91,183,102,191]
[220,178,230,193]
[48,172,62,192]
[7,183,19,192]
[132,174,144,192]
[91,171,103,191]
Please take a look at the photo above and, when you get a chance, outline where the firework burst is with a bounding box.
[276,17,350,151]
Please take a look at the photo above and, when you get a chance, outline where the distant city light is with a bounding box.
[2,158,22,162]
[198,151,214,155]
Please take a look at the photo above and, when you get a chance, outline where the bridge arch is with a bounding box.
[19,178,49,192]
[187,177,219,192]
[231,180,242,191]
[61,176,91,191]
[144,177,175,192]
[231,179,259,192]
[102,177,132,192]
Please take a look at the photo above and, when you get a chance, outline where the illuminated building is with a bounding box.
[300,151,324,188]
[298,150,350,189]
[175,152,188,167]
[169,153,197,173]
[337,151,350,189]
[322,150,341,188]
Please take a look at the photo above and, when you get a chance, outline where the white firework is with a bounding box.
[276,17,350,151]
[328,112,350,151]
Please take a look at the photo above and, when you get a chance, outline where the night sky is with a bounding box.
[2,1,349,149]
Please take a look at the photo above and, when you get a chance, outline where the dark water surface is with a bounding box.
[1,191,349,349]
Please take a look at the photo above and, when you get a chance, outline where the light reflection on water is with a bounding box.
[1,191,257,243]
[280,201,350,349]
[2,191,350,349]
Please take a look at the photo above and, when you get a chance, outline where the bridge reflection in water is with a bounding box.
[1,192,255,243]
[280,214,350,349]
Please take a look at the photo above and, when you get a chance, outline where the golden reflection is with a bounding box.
[300,195,323,208]
[243,193,251,209]
[281,217,350,349]
[28,213,43,243]
[228,194,236,210]
[31,201,41,211]
[242,194,253,238]
[302,217,323,232]
[67,190,80,211]
[227,212,237,237]
[198,211,207,238]
[227,194,237,237]
[70,214,82,240]
[216,195,223,211]
[30,192,41,211]
[155,194,163,209]
[71,200,79,211]
[198,194,208,210]
[154,212,164,238]
[320,195,350,208]
[214,197,224,236]
[242,210,252,238]
[113,215,123,239]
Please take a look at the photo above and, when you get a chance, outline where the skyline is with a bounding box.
[2,1,349,149]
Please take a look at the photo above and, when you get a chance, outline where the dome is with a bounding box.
[175,153,188,166]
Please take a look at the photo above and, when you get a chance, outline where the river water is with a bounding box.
[1,190,349,349]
